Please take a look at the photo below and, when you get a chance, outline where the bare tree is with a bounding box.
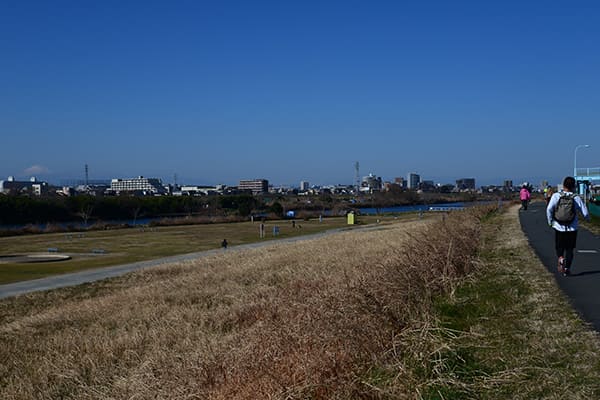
[77,204,94,227]
[132,205,142,226]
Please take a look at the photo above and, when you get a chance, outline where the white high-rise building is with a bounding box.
[300,180,309,191]
[110,176,166,194]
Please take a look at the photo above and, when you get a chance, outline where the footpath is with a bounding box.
[520,201,600,331]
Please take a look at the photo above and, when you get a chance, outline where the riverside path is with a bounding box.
[520,201,600,331]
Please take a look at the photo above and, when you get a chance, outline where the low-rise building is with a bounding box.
[178,186,220,196]
[360,173,382,193]
[418,180,436,192]
[394,177,406,188]
[0,176,48,195]
[456,178,476,191]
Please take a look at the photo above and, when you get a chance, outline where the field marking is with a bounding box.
[577,249,598,254]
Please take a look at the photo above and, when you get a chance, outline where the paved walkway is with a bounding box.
[520,201,600,331]
[0,225,385,300]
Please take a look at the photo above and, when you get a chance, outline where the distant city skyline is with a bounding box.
[1,2,599,188]
[0,166,566,189]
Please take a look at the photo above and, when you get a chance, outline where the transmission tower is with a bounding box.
[85,164,89,186]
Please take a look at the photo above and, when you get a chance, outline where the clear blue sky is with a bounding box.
[1,1,599,187]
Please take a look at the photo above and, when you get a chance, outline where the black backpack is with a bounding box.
[554,193,576,224]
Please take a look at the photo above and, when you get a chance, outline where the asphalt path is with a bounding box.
[520,201,600,331]
[0,225,385,300]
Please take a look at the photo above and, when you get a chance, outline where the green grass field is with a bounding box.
[0,214,419,284]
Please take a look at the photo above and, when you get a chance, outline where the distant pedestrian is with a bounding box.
[221,239,228,249]
[519,185,531,210]
[259,223,265,238]
[546,176,590,276]
[544,185,554,205]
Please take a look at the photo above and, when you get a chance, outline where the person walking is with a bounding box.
[544,185,554,204]
[519,184,531,210]
[546,176,590,276]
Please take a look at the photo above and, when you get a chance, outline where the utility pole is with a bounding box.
[354,161,360,195]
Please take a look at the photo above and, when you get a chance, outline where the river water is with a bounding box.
[358,202,466,215]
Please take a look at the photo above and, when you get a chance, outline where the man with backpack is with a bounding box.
[546,176,590,276]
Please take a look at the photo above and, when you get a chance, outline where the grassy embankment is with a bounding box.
[581,211,600,235]
[1,205,600,398]
[0,214,406,285]
[428,204,600,398]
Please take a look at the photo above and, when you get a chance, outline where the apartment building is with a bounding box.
[239,179,269,194]
[110,176,166,194]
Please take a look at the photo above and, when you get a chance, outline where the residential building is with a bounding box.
[239,179,269,194]
[360,173,382,193]
[418,180,435,192]
[178,186,220,196]
[300,180,310,192]
[456,178,476,191]
[0,176,48,195]
[110,176,166,195]
[394,177,406,188]
[58,187,75,196]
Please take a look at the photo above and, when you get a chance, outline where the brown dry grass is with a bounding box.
[0,209,485,399]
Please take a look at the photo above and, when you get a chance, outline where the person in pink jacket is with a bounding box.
[520,185,531,210]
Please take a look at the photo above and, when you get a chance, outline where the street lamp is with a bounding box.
[574,144,591,177]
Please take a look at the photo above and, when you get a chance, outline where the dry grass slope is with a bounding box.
[0,210,484,399]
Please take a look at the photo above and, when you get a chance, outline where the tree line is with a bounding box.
[0,190,507,226]
[0,195,267,225]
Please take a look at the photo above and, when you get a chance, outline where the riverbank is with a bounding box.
[0,213,414,285]
[2,205,598,398]
[0,192,513,237]
[0,206,479,398]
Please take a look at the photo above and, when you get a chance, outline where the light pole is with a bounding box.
[574,144,590,177]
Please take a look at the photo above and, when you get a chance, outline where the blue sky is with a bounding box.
[1,1,599,187]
